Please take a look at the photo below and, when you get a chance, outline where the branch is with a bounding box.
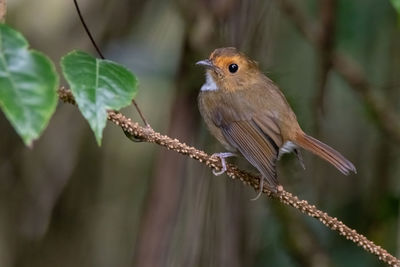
[332,53,400,143]
[275,0,400,144]
[58,88,400,266]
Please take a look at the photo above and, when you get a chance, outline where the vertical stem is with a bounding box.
[313,0,336,134]
[0,0,6,22]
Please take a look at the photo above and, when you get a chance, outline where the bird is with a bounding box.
[196,47,356,199]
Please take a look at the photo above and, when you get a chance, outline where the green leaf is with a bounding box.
[391,0,400,24]
[61,51,137,145]
[0,24,58,146]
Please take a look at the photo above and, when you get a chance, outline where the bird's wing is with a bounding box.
[204,84,286,187]
[219,115,282,188]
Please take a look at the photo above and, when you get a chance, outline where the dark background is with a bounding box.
[1,0,400,266]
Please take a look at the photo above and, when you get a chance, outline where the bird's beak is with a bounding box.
[196,59,223,76]
[196,59,214,69]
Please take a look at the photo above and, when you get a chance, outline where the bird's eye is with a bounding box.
[228,63,238,73]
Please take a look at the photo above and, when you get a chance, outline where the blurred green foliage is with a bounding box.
[391,0,400,24]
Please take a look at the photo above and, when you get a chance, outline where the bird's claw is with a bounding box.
[211,152,236,176]
[250,177,264,201]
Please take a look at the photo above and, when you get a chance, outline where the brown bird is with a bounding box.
[197,47,356,198]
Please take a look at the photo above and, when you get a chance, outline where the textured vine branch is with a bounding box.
[275,0,400,144]
[58,88,399,266]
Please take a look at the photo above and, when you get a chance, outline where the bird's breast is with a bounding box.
[198,90,237,151]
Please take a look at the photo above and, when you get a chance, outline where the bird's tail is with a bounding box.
[294,132,356,175]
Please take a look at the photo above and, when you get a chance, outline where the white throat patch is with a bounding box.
[200,72,218,91]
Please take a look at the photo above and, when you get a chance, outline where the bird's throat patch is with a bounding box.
[200,72,219,91]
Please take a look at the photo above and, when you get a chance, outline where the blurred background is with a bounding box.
[1,0,400,266]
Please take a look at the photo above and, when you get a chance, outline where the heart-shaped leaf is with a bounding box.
[61,51,137,145]
[0,24,58,146]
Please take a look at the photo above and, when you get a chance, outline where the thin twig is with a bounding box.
[58,88,400,266]
[275,0,400,144]
[73,0,105,59]
[131,99,149,127]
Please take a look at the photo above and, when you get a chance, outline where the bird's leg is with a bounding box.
[211,152,237,176]
[279,142,306,170]
[294,148,306,170]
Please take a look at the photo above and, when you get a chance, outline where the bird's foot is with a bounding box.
[211,152,236,176]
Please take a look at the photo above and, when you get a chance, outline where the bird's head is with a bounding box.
[196,47,260,91]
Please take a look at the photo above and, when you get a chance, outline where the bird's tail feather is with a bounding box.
[294,133,356,175]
